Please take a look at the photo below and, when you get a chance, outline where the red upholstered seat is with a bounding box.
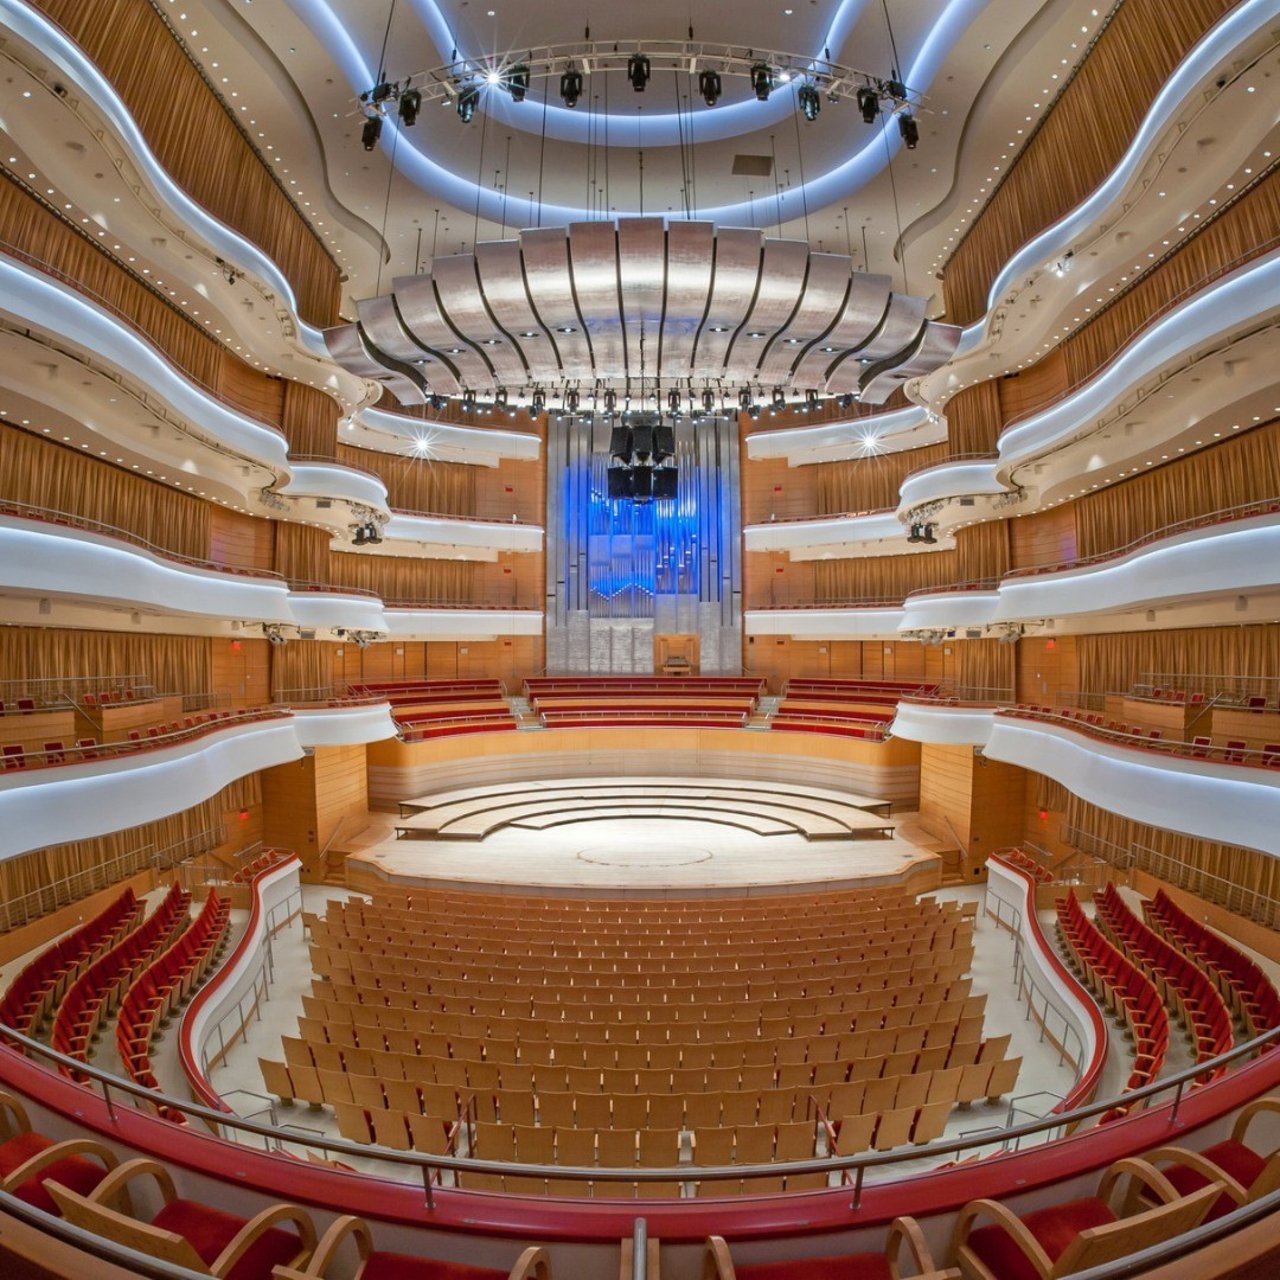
[151,1199,305,1280]
[0,1130,109,1215]
[964,1196,1115,1280]
[1162,1138,1268,1221]
[731,1253,892,1279]
[362,1253,512,1280]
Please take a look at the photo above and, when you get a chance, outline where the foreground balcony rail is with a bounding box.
[0,707,287,773]
[905,577,1002,598]
[0,672,154,710]
[1,1016,1279,1211]
[1133,671,1280,707]
[285,578,381,599]
[391,506,539,526]
[269,685,392,707]
[0,501,284,581]
[0,239,288,429]
[1004,497,1280,579]
[995,705,1280,771]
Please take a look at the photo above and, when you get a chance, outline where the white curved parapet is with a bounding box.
[350,410,542,466]
[891,701,996,747]
[278,462,390,516]
[744,607,906,641]
[900,589,1002,635]
[744,511,938,560]
[286,588,389,637]
[290,702,398,748]
[381,608,545,641]
[0,718,301,860]
[744,406,942,467]
[380,514,545,560]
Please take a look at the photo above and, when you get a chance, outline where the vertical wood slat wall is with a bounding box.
[28,0,341,326]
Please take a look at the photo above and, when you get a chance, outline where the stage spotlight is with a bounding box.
[428,394,448,413]
[370,81,396,104]
[798,83,821,121]
[921,523,937,545]
[560,68,583,108]
[836,393,856,411]
[907,523,921,544]
[771,386,786,411]
[565,389,580,412]
[747,404,762,420]
[361,116,382,151]
[494,387,508,410]
[856,85,879,124]
[699,68,722,106]
[751,62,775,101]
[805,390,820,411]
[531,389,546,415]
[352,525,368,547]
[507,64,530,102]
[898,112,919,149]
[603,388,617,414]
[702,389,716,413]
[738,388,752,412]
[398,86,422,126]
[628,53,651,91]
[461,389,477,413]
[456,85,480,124]
[885,78,908,101]
[667,389,682,415]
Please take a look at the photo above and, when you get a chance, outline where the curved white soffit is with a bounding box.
[744,406,941,466]
[985,718,1280,857]
[0,0,331,359]
[286,590,389,636]
[0,517,294,623]
[0,720,301,860]
[744,511,922,558]
[278,462,390,514]
[900,590,1001,634]
[0,255,291,473]
[899,459,1003,513]
[744,607,906,640]
[891,701,995,746]
[996,252,1280,466]
[381,609,545,641]
[350,409,542,465]
[291,703,397,748]
[974,0,1280,331]
[997,514,1280,621]
[381,514,545,556]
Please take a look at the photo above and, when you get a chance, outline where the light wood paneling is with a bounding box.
[744,637,956,692]
[1016,635,1078,705]
[1010,506,1077,571]
[208,509,274,573]
[262,757,322,873]
[919,744,1025,880]
[741,452,819,524]
[315,744,368,852]
[211,637,270,708]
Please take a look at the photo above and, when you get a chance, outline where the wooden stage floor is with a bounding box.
[344,777,938,897]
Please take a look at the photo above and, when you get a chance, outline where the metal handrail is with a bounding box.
[391,506,537,526]
[1133,672,1280,703]
[4,1014,1279,1200]
[747,506,896,525]
[286,578,382,599]
[0,500,284,580]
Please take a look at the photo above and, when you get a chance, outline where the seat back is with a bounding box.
[47,1184,214,1274]
[1052,1183,1221,1276]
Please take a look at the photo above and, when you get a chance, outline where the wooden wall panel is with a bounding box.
[210,637,270,708]
[208,509,274,572]
[475,554,543,609]
[919,743,975,849]
[998,349,1069,425]
[741,453,819,524]
[744,638,956,692]
[1017,635,1079,706]
[745,552,816,609]
[1010,505,1077,570]
[262,758,322,875]
[314,745,368,852]
[338,449,475,516]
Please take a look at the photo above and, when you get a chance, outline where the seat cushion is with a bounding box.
[965,1196,1115,1280]
[735,1252,891,1280]
[1163,1139,1267,1221]
[152,1199,304,1280]
[363,1252,512,1280]
[0,1131,108,1216]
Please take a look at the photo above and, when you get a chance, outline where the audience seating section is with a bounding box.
[50,883,192,1071]
[0,887,143,1036]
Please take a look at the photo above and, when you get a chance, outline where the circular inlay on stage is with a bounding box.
[576,842,715,869]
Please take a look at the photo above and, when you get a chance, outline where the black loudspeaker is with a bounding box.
[630,466,654,501]
[652,466,679,500]
[630,425,654,460]
[609,425,631,458]
[607,467,632,500]
[654,424,675,459]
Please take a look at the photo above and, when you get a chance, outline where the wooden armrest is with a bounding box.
[1144,1146,1248,1204]
[272,1214,370,1278]
[83,1155,172,1214]
[702,1236,737,1280]
[1098,1156,1181,1215]
[509,1245,552,1279]
[887,1215,941,1278]
[212,1202,317,1278]
[1233,1095,1280,1146]
[952,1198,1054,1280]
[0,1138,118,1194]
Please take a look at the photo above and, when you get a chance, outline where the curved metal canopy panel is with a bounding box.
[326,220,960,406]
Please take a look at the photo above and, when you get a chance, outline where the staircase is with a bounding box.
[507,694,544,728]
[747,694,783,729]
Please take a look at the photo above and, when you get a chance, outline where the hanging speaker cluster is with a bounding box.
[607,412,678,503]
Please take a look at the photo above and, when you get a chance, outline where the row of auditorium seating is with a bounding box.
[1092,884,1234,1070]
[115,888,231,1113]
[0,708,285,771]
[0,888,144,1037]
[346,678,506,704]
[50,883,192,1069]
[229,846,295,885]
[1144,889,1280,1038]
[782,678,939,701]
[1056,890,1170,1113]
[991,849,1056,885]
[367,678,520,741]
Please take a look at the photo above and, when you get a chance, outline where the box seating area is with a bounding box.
[781,678,939,704]
[769,678,928,740]
[991,848,1055,885]
[363,679,519,741]
[115,888,231,1112]
[229,846,295,885]
[256,886,1024,1196]
[1093,884,1235,1071]
[49,883,192,1070]
[0,888,143,1037]
[1056,891,1170,1115]
[1145,889,1280,1038]
[0,707,286,772]
[347,679,506,706]
[523,677,764,730]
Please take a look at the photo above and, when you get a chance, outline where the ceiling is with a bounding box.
[182,0,1109,318]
